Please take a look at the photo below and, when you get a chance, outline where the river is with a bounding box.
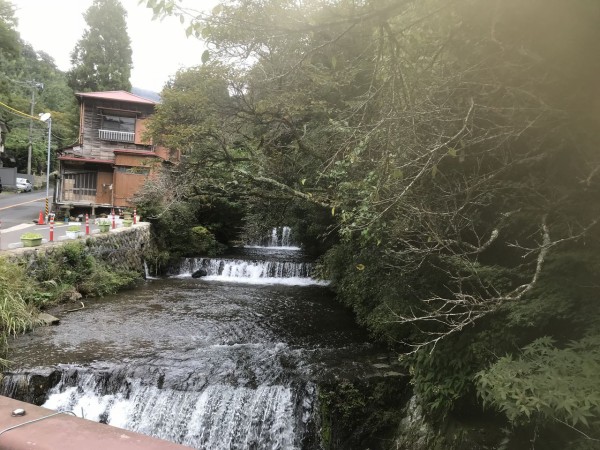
[1,236,393,449]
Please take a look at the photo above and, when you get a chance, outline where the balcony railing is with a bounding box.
[99,129,135,143]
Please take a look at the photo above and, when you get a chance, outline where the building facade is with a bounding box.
[55,91,176,214]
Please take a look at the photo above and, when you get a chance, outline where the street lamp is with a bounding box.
[39,113,51,218]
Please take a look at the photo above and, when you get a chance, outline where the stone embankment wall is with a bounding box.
[5,223,152,274]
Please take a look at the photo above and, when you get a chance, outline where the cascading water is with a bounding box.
[248,226,300,250]
[175,256,327,286]
[0,230,387,449]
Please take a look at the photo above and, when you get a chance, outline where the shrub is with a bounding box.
[0,258,38,367]
[189,226,223,256]
[20,232,42,240]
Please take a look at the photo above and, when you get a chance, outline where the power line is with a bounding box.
[0,99,41,121]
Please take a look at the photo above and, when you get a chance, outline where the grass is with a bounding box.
[0,258,39,367]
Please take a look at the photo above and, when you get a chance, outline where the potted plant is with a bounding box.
[66,224,82,239]
[97,219,111,233]
[20,232,43,247]
[122,218,133,227]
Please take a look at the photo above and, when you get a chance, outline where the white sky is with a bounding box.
[11,0,213,92]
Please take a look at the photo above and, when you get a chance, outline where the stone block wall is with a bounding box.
[5,223,152,275]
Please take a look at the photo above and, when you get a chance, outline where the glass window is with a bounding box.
[102,115,135,133]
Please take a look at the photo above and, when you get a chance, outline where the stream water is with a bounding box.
[1,235,389,449]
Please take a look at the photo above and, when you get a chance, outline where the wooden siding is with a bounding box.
[134,118,151,145]
[75,99,155,160]
[115,153,159,167]
[96,171,113,204]
[113,172,146,207]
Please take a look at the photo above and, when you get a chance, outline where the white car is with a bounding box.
[16,177,33,192]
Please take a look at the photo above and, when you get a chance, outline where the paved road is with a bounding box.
[0,190,106,250]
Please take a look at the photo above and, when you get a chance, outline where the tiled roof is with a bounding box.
[75,90,156,105]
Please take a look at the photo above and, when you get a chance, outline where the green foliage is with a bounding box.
[0,0,19,58]
[318,378,407,449]
[189,226,221,256]
[476,335,600,429]
[0,2,78,173]
[20,232,42,239]
[27,242,139,302]
[0,257,39,367]
[141,0,600,445]
[68,0,133,92]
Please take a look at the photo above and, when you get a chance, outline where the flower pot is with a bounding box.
[21,237,42,247]
[98,223,111,233]
[122,219,133,228]
[66,230,81,239]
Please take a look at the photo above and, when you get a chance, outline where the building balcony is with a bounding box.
[99,129,135,143]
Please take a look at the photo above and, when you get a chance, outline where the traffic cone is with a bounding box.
[37,210,45,225]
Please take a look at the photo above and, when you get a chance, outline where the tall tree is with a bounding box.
[0,1,78,172]
[68,0,132,92]
[0,0,19,58]
[142,1,600,444]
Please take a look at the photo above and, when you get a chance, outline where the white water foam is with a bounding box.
[177,257,328,286]
[43,378,301,450]
[202,275,329,286]
[243,245,302,251]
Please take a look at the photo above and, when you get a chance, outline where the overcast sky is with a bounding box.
[11,0,212,92]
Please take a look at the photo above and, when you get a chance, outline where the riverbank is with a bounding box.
[0,223,152,367]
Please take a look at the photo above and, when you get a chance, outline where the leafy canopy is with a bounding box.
[68,0,133,92]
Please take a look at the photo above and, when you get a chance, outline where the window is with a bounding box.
[102,115,135,133]
[62,171,97,201]
[115,166,150,175]
[99,115,136,142]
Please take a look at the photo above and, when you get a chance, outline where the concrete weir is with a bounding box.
[0,396,189,449]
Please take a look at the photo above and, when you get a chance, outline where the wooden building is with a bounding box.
[55,91,176,213]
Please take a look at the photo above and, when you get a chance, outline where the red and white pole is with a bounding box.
[85,213,90,235]
[49,216,54,242]
[133,208,137,224]
[111,209,116,229]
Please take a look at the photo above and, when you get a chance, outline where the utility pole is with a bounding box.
[27,81,43,175]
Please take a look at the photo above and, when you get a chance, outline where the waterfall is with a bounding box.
[175,257,328,286]
[4,366,318,450]
[270,227,279,247]
[281,226,292,247]
[247,227,300,250]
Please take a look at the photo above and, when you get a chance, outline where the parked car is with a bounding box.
[16,177,32,192]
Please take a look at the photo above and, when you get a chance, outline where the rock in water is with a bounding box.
[191,268,208,278]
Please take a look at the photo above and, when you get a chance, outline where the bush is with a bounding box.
[476,335,600,428]
[189,226,223,256]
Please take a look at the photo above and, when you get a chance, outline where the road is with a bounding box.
[0,190,103,250]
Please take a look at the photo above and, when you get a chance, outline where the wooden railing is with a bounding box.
[99,129,135,143]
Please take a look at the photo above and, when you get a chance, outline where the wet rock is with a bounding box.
[37,313,60,326]
[192,268,208,278]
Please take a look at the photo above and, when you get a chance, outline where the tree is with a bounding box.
[142,0,600,443]
[0,0,19,57]
[68,0,132,92]
[0,1,78,172]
